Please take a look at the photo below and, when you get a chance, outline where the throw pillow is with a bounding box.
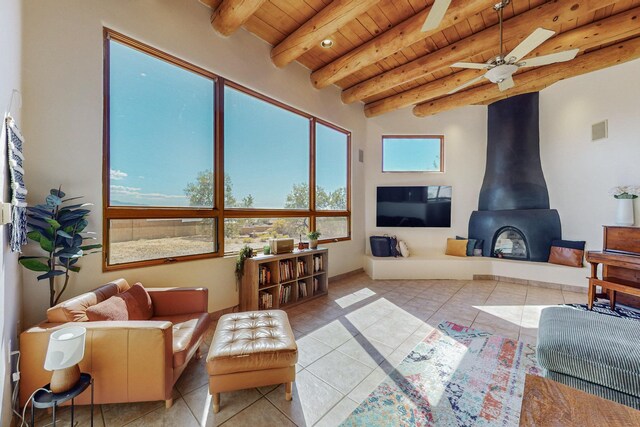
[389,236,400,257]
[399,241,410,257]
[456,236,477,256]
[86,283,153,321]
[446,238,467,257]
[548,240,586,268]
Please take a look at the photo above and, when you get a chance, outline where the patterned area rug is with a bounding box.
[564,301,640,321]
[341,322,541,426]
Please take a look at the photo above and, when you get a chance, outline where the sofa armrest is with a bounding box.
[20,320,173,406]
[147,287,209,316]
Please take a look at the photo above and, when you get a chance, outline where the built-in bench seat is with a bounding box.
[364,251,589,290]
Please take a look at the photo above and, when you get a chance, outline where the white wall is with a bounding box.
[1,0,23,423]
[540,58,640,250]
[364,106,488,255]
[21,0,367,328]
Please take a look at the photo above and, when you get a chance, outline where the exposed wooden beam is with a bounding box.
[309,0,494,89]
[343,0,616,104]
[413,36,640,117]
[271,0,383,68]
[364,7,640,117]
[211,0,267,36]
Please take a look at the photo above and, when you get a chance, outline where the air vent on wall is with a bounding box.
[592,120,608,141]
[358,149,364,163]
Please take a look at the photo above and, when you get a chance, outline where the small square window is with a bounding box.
[382,136,443,172]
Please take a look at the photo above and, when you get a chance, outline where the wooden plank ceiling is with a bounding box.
[200,0,640,117]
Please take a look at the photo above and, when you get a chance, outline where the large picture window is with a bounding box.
[103,29,350,270]
[382,135,444,172]
[222,83,351,253]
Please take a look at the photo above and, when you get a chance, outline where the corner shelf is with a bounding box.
[240,248,329,311]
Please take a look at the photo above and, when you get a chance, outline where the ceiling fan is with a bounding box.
[445,0,579,94]
[421,0,452,32]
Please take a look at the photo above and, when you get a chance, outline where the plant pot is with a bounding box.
[616,198,635,226]
[309,239,318,249]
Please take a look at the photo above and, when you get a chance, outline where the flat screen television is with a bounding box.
[376,186,452,227]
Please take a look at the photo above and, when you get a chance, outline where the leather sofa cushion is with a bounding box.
[47,279,131,323]
[207,310,298,376]
[86,283,153,321]
[152,312,211,368]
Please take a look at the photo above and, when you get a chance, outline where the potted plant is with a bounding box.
[610,185,639,226]
[235,244,254,283]
[493,248,504,259]
[18,188,102,307]
[307,230,321,249]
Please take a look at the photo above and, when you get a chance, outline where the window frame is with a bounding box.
[102,29,351,271]
[222,81,351,252]
[381,135,444,173]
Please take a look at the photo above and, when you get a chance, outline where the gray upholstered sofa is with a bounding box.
[537,306,640,409]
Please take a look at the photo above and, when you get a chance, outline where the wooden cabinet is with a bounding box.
[239,248,328,311]
[586,226,640,309]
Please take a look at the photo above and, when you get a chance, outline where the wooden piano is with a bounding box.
[586,226,640,310]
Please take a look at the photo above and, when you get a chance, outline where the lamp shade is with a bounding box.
[44,326,86,371]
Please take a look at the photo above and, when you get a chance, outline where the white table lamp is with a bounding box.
[44,326,86,393]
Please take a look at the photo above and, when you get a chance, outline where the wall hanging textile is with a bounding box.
[5,116,28,252]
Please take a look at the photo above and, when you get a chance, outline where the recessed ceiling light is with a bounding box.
[320,39,334,48]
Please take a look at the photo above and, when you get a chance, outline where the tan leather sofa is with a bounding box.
[19,279,210,408]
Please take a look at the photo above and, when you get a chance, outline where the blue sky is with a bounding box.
[383,137,441,172]
[109,40,347,208]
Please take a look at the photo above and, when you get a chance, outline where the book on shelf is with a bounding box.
[280,284,292,305]
[259,265,271,286]
[298,281,308,298]
[279,259,295,282]
[258,290,273,310]
[297,259,308,276]
[313,255,323,272]
[313,277,319,294]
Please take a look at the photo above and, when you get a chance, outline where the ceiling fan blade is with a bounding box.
[451,62,490,70]
[422,0,452,32]
[498,76,515,92]
[520,48,579,67]
[447,75,486,94]
[506,28,555,63]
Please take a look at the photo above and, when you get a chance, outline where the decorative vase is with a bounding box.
[309,239,318,249]
[615,198,635,226]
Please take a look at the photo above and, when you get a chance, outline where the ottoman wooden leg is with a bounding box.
[213,393,220,413]
[285,382,293,401]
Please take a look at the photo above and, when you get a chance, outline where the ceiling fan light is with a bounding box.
[484,64,518,83]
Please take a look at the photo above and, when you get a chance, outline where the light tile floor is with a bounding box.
[30,273,587,426]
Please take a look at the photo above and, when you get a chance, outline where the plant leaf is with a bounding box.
[45,218,61,229]
[27,230,42,242]
[39,236,54,253]
[37,270,66,280]
[19,258,50,272]
[69,266,81,273]
[61,196,83,203]
[50,188,66,198]
[80,244,102,251]
[57,230,73,238]
[46,194,62,207]
[55,248,83,258]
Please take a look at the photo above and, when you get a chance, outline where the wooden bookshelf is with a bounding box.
[239,248,328,311]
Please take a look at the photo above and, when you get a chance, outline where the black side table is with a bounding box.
[31,373,94,427]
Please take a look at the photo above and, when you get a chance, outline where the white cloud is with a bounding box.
[110,185,186,201]
[110,169,128,180]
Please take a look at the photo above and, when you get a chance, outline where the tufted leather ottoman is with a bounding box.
[206,310,298,413]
